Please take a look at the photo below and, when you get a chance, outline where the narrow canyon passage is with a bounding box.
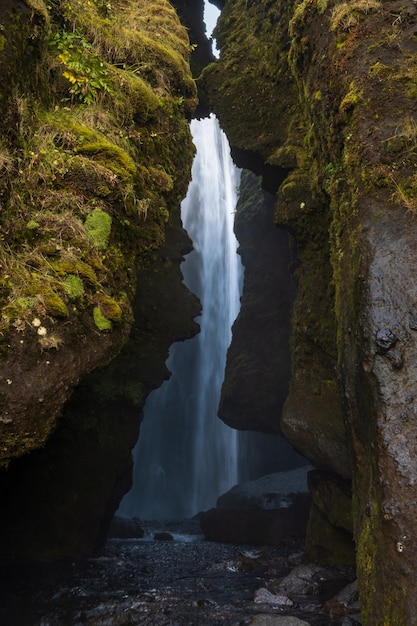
[0,1,361,621]
[5,0,417,619]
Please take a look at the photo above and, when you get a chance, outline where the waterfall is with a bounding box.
[119,114,243,519]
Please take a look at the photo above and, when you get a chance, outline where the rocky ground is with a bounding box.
[0,519,360,626]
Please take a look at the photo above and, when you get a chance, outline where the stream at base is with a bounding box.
[0,521,357,626]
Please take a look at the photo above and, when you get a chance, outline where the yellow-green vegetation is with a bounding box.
[92,294,122,331]
[330,0,381,32]
[85,209,112,249]
[62,275,85,299]
[0,0,197,345]
[93,306,112,331]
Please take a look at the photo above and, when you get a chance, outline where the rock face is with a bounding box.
[0,216,200,558]
[219,170,296,435]
[203,0,417,621]
[216,466,311,510]
[306,471,355,567]
[200,467,311,545]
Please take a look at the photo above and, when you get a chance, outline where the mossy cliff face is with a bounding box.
[0,0,198,557]
[204,0,350,477]
[205,0,417,620]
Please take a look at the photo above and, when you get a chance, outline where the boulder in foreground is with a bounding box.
[200,467,312,545]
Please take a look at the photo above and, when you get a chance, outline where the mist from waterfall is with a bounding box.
[119,115,243,519]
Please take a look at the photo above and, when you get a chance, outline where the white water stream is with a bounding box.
[119,115,243,519]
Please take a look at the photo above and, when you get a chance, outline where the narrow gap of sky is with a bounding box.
[204,1,221,56]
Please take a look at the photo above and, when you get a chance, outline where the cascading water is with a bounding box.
[119,114,243,519]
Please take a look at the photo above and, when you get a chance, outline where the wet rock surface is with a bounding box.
[216,467,311,510]
[0,520,357,625]
[200,467,311,546]
[200,495,310,546]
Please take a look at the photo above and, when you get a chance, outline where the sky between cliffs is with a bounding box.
[204,0,220,56]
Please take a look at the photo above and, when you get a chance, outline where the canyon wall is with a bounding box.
[0,0,199,558]
[203,0,417,621]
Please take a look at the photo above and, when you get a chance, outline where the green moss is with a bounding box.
[62,275,85,299]
[202,0,298,159]
[26,220,40,230]
[95,294,122,322]
[93,305,112,331]
[84,209,112,249]
[340,82,363,114]
[14,296,36,312]
[110,68,160,124]
[76,140,136,182]
[49,259,97,285]
[43,290,68,317]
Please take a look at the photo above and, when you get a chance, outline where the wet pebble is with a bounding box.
[274,564,324,596]
[254,587,294,606]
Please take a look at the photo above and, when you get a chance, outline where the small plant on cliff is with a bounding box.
[390,176,417,213]
[49,30,113,104]
[62,275,85,299]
